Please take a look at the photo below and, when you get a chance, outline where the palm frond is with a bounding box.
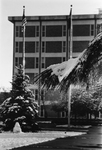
[34,32,102,91]
[61,32,102,91]
[33,66,59,89]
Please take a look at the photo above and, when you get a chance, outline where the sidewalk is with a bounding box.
[12,125,102,150]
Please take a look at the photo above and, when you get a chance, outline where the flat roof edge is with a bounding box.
[8,14,102,23]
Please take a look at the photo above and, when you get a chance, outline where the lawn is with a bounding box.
[0,130,85,150]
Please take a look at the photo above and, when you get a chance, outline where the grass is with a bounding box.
[0,130,86,150]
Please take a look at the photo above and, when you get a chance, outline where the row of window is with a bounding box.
[15,41,89,53]
[16,25,66,37]
[16,41,66,53]
[15,57,65,69]
[16,41,39,53]
[16,26,39,37]
[16,24,96,37]
[15,57,45,69]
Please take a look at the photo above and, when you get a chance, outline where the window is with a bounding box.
[73,41,89,52]
[25,57,35,69]
[19,42,23,53]
[17,26,39,37]
[42,57,45,68]
[25,26,35,37]
[35,57,39,68]
[42,26,46,37]
[46,41,62,53]
[25,42,35,53]
[15,57,19,66]
[73,25,90,36]
[15,57,22,67]
[62,41,66,52]
[16,26,20,37]
[46,57,61,68]
[35,42,39,52]
[19,57,22,65]
[16,42,35,53]
[62,25,66,36]
[35,26,39,37]
[15,42,19,52]
[42,42,46,52]
[46,25,62,37]
[19,26,23,37]
[90,25,94,36]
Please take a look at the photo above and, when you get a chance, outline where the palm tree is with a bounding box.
[34,32,102,128]
[34,32,102,91]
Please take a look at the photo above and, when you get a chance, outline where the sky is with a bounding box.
[0,0,102,90]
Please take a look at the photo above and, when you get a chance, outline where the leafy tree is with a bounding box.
[71,88,92,119]
[0,65,39,132]
[71,86,102,119]
[51,85,102,119]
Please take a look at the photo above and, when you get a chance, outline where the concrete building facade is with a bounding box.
[8,14,102,118]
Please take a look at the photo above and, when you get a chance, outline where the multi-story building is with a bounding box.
[8,13,102,118]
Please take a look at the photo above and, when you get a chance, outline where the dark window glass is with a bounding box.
[25,57,35,69]
[63,25,66,36]
[16,26,19,37]
[73,41,89,52]
[46,41,62,53]
[46,57,61,68]
[20,27,23,37]
[19,42,35,53]
[19,42,23,53]
[25,26,35,37]
[36,42,39,52]
[19,26,35,37]
[15,42,19,52]
[42,57,45,68]
[42,26,46,37]
[46,25,62,37]
[15,57,18,66]
[91,25,94,36]
[62,41,66,52]
[36,57,39,68]
[35,26,39,37]
[25,42,35,53]
[19,57,22,65]
[42,42,45,52]
[73,25,90,36]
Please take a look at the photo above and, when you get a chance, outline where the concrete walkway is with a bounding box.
[12,125,102,150]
